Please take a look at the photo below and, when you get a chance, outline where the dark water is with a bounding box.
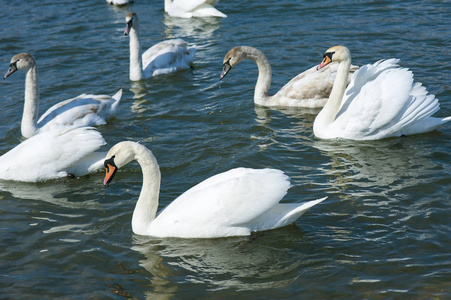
[1,0,450,298]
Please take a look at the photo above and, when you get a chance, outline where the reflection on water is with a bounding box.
[0,180,70,205]
[313,138,436,198]
[130,80,148,100]
[163,15,221,40]
[131,226,313,295]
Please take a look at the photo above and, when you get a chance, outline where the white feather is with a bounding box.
[104,141,326,238]
[314,46,451,140]
[0,127,106,182]
[165,0,227,18]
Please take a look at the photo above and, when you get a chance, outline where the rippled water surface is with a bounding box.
[1,0,450,298]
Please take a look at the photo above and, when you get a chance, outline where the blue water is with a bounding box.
[0,0,450,298]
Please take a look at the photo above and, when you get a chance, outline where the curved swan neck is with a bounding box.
[132,144,161,235]
[164,0,172,12]
[129,25,144,81]
[314,58,351,135]
[22,65,39,138]
[247,48,272,105]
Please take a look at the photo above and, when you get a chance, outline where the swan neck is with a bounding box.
[252,51,272,105]
[314,58,351,133]
[129,26,144,81]
[132,145,161,235]
[164,0,172,12]
[22,65,39,138]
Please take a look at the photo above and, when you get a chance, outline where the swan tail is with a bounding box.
[391,80,448,135]
[274,197,327,228]
[249,197,327,232]
[191,5,227,18]
[111,89,123,111]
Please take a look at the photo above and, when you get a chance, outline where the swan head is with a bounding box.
[124,12,138,36]
[317,45,351,70]
[3,53,36,79]
[220,46,251,80]
[104,141,139,186]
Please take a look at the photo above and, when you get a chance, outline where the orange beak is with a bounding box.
[317,55,332,70]
[104,163,117,186]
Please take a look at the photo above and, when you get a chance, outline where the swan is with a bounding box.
[220,46,358,108]
[313,45,451,140]
[3,53,122,139]
[164,0,227,18]
[124,12,196,80]
[106,0,133,5]
[103,141,326,238]
[0,127,106,182]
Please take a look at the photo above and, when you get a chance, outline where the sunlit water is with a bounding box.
[0,0,450,298]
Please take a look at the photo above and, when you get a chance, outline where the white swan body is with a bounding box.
[0,127,106,182]
[106,0,132,5]
[4,53,122,139]
[220,46,358,108]
[124,12,196,80]
[103,141,326,238]
[164,0,227,18]
[313,45,451,140]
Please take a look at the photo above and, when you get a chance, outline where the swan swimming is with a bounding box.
[124,12,196,80]
[103,141,326,238]
[220,46,358,108]
[4,53,122,138]
[313,45,451,140]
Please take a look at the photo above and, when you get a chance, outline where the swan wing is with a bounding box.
[150,168,292,237]
[106,0,131,5]
[275,63,358,108]
[37,90,122,132]
[0,127,105,182]
[170,0,221,12]
[142,39,196,76]
[169,0,226,18]
[333,59,442,139]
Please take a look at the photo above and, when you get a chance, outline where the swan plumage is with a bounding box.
[106,0,132,5]
[124,12,196,80]
[0,127,106,182]
[4,53,122,138]
[164,0,227,18]
[220,46,358,108]
[313,45,451,140]
[103,141,326,238]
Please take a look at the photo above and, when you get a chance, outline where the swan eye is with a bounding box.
[104,155,116,169]
[323,52,335,60]
[220,58,232,80]
[10,59,19,68]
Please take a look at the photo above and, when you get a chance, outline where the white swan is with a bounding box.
[124,12,196,80]
[106,0,133,5]
[103,141,326,238]
[313,45,451,140]
[164,0,227,18]
[0,127,106,182]
[3,53,122,139]
[220,46,358,108]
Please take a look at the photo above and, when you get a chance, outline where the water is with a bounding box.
[0,0,450,298]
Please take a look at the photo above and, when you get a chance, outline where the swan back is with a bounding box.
[37,89,123,133]
[149,168,292,237]
[167,0,227,18]
[0,127,105,182]
[142,39,196,77]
